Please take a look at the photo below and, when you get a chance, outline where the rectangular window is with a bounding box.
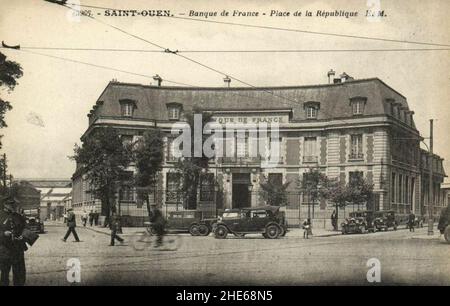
[166,173,180,203]
[200,173,214,201]
[121,103,134,117]
[303,137,317,163]
[168,107,180,120]
[350,134,363,159]
[268,173,283,187]
[349,171,363,187]
[236,135,248,158]
[166,137,178,162]
[352,101,365,115]
[306,107,317,119]
[398,174,403,203]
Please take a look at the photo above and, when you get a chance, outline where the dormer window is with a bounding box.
[120,99,136,117]
[350,97,367,115]
[303,101,320,119]
[166,102,183,121]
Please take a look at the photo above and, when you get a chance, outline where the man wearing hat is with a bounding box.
[62,208,80,242]
[0,196,27,286]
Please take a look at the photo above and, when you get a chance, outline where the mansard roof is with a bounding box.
[89,78,414,126]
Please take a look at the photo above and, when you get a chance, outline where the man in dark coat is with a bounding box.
[149,206,166,247]
[109,213,124,246]
[62,209,80,242]
[408,213,416,232]
[0,197,27,286]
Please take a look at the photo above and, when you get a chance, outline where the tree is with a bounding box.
[175,107,214,209]
[297,168,330,218]
[321,175,374,229]
[259,175,291,206]
[0,51,23,132]
[71,127,130,224]
[132,129,164,216]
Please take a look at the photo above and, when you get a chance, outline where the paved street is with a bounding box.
[23,224,450,286]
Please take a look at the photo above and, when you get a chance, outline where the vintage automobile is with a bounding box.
[147,210,217,236]
[437,205,450,243]
[213,206,288,239]
[341,215,369,235]
[23,209,45,234]
[373,210,398,231]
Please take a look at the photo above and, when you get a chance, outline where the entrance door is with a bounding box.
[232,173,251,208]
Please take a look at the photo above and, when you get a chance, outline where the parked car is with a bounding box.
[373,210,398,231]
[213,206,288,239]
[438,205,450,243]
[341,215,369,235]
[147,210,217,236]
[23,209,45,234]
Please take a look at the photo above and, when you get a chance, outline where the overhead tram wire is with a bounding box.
[4,46,450,53]
[13,48,195,87]
[41,2,357,125]
[52,2,328,111]
[62,2,450,48]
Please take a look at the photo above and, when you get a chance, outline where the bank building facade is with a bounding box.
[71,73,446,227]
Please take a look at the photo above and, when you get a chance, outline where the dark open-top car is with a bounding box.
[373,210,398,231]
[213,206,288,239]
[147,210,217,236]
[23,209,45,234]
[438,205,450,243]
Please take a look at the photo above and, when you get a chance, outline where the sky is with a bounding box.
[0,0,449,181]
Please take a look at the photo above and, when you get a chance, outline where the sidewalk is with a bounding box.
[286,227,341,238]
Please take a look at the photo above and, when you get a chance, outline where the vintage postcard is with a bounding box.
[0,0,449,290]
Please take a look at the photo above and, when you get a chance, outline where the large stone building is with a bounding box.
[72,75,446,227]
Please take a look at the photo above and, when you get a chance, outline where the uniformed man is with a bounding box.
[0,197,27,286]
[109,212,124,246]
[62,208,80,242]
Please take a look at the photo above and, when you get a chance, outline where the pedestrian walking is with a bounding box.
[0,197,28,286]
[302,218,312,239]
[62,209,80,242]
[109,213,124,246]
[149,206,166,247]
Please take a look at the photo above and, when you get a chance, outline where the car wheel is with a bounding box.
[444,226,450,243]
[214,225,228,239]
[198,224,210,236]
[265,224,280,239]
[189,224,200,236]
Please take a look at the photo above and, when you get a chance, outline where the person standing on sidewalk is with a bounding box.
[81,210,88,227]
[408,213,416,232]
[302,218,312,239]
[62,209,80,242]
[88,210,94,227]
[149,206,166,248]
[109,212,124,246]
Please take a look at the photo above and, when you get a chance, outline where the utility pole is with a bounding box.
[427,119,434,235]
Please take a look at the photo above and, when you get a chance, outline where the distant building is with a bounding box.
[15,178,72,220]
[73,75,446,226]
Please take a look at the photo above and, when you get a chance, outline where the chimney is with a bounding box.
[153,74,162,87]
[223,75,231,87]
[327,69,335,84]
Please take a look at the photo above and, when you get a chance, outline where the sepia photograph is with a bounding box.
[0,0,449,291]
